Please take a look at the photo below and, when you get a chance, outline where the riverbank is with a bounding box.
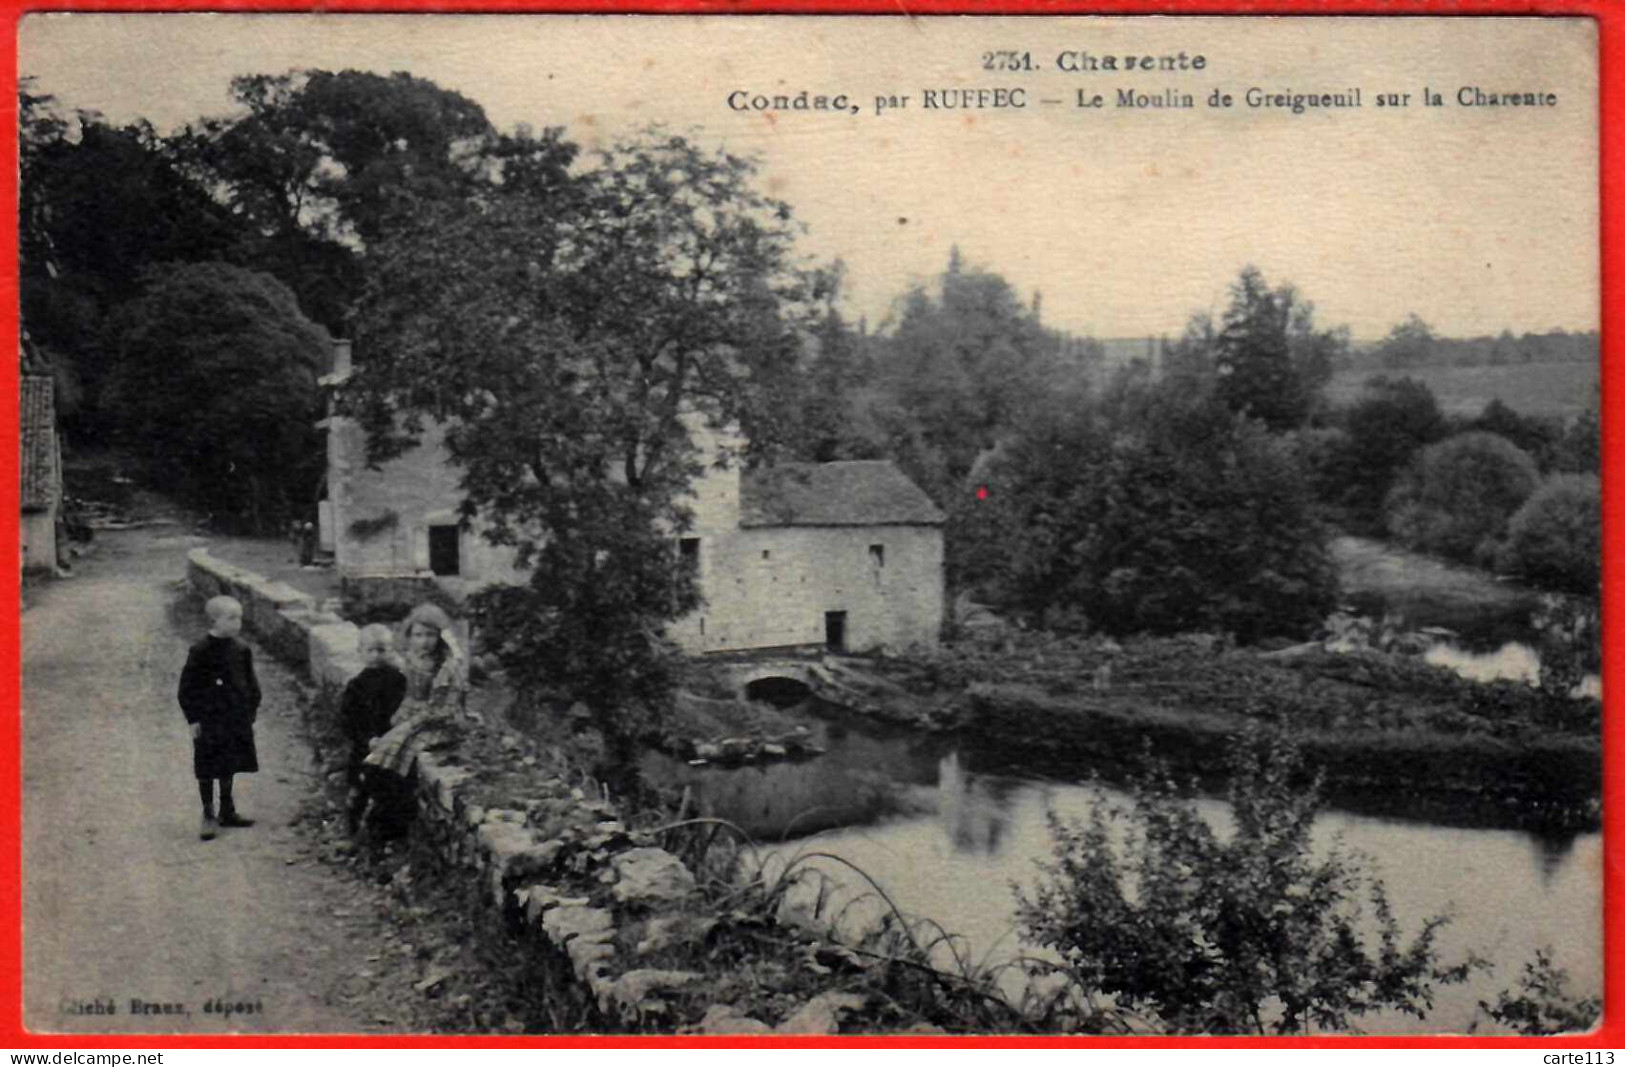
[857,632,1600,832]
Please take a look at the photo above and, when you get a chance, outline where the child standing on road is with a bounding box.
[342,623,407,833]
[363,604,470,836]
[177,595,261,841]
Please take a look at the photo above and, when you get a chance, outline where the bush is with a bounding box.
[1016,728,1473,1035]
[1498,475,1600,594]
[1478,948,1600,1035]
[1386,432,1539,565]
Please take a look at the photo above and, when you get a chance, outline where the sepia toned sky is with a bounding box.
[19,15,1600,341]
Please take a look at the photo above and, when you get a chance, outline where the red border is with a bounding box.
[0,0,1617,1050]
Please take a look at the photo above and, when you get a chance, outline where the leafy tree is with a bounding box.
[187,69,496,244]
[1386,432,1539,566]
[1497,475,1600,595]
[983,378,1336,641]
[1017,729,1471,1035]
[349,131,816,724]
[178,69,566,330]
[1329,376,1450,532]
[102,262,329,529]
[20,86,246,435]
[1552,400,1600,476]
[784,272,881,463]
[868,250,1068,502]
[1469,399,1559,471]
[1158,312,1221,401]
[1375,312,1437,370]
[1213,266,1344,432]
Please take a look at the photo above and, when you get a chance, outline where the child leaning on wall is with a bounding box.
[361,603,471,836]
[341,623,407,833]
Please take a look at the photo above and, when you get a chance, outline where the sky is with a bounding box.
[19,14,1601,341]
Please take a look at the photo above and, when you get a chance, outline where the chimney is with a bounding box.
[332,339,353,378]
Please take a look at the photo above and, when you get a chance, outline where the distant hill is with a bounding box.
[1327,363,1597,420]
[1078,333,1597,420]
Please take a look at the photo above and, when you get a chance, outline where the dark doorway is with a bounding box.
[825,611,847,652]
[679,537,701,571]
[428,525,460,576]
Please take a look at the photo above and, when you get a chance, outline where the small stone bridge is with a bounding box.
[708,653,829,704]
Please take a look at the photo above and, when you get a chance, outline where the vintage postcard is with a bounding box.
[15,12,1603,1041]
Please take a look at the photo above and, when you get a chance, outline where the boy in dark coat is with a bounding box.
[342,623,407,833]
[178,595,261,840]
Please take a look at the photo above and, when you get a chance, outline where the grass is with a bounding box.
[649,816,1063,1033]
[1329,536,1532,615]
[1326,361,1596,419]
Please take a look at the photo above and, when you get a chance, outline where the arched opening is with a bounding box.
[744,676,813,708]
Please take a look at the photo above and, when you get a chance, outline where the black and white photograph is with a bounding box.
[17,14,1602,1038]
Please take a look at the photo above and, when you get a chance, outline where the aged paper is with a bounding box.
[18,14,1600,1038]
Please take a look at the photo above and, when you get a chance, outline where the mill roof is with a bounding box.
[21,376,57,512]
[739,460,945,528]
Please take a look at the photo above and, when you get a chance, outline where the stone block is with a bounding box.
[308,622,363,686]
[540,904,614,947]
[475,818,556,887]
[519,889,590,925]
[777,992,867,1035]
[696,1004,772,1035]
[635,914,717,957]
[566,936,616,983]
[610,848,696,908]
[597,969,700,1022]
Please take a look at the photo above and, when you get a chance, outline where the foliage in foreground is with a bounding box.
[1016,729,1474,1034]
[1477,948,1601,1036]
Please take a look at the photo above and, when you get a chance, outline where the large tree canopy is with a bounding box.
[102,262,330,530]
[975,373,1338,641]
[20,84,247,430]
[186,69,497,246]
[866,250,1075,504]
[349,131,821,714]
[176,68,572,331]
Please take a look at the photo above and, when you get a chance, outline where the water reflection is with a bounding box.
[799,760,1602,1035]
[1346,587,1601,696]
[939,752,1014,855]
[647,713,1601,1035]
[641,709,947,839]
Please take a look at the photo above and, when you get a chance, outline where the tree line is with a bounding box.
[20,68,1599,714]
[23,69,1599,1034]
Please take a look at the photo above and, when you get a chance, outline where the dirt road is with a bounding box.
[21,527,411,1036]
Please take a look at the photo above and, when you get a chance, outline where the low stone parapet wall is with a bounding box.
[186,548,350,669]
[185,546,861,1034]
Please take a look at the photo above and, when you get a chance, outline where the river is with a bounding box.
[645,706,1602,1036]
[1332,535,1601,698]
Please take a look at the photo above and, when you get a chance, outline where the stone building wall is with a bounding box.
[666,524,944,654]
[327,407,943,654]
[327,417,524,598]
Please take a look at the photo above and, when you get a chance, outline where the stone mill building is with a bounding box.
[319,341,946,655]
